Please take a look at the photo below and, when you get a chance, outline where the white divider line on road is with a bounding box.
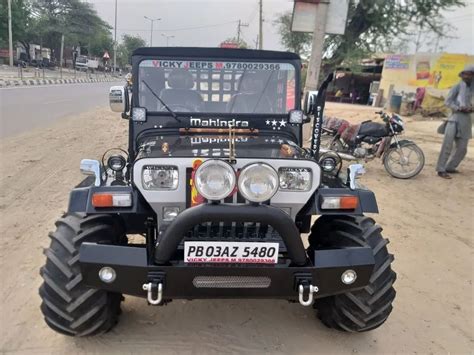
[0,76,122,89]
[0,80,124,90]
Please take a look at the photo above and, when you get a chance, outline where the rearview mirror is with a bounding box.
[303,90,318,115]
[109,86,127,113]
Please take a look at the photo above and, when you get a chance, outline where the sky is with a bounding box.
[88,0,474,55]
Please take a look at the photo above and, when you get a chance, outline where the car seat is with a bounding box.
[160,69,204,112]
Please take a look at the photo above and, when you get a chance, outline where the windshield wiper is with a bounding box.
[141,79,181,123]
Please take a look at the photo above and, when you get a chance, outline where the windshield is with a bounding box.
[138,59,296,114]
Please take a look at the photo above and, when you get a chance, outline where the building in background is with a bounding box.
[325,55,385,106]
[378,52,474,114]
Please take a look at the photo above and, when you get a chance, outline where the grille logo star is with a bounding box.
[271,119,277,126]
[279,119,287,127]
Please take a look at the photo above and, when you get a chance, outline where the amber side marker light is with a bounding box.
[92,193,132,207]
[321,196,359,210]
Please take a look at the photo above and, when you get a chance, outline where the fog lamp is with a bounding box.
[98,266,116,283]
[107,155,126,172]
[320,156,337,172]
[163,207,180,221]
[341,269,357,285]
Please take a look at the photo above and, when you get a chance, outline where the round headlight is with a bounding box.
[320,156,337,172]
[238,163,279,203]
[195,160,236,201]
[107,155,126,172]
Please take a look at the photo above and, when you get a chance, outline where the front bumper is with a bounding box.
[80,243,374,300]
[79,204,374,301]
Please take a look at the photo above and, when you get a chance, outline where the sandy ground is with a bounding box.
[0,102,472,354]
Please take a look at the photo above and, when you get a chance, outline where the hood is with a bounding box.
[136,134,309,160]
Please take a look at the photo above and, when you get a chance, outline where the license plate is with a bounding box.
[184,241,279,264]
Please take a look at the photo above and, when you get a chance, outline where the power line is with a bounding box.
[246,3,259,24]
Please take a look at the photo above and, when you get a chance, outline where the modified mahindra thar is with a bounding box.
[39,47,396,336]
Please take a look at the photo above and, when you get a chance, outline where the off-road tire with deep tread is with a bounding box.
[39,213,126,336]
[308,215,396,332]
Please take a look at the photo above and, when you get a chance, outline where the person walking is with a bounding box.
[436,65,474,179]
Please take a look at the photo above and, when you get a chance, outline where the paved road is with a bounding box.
[0,81,123,138]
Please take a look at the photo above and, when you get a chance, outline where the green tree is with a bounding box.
[274,12,311,57]
[0,0,32,48]
[276,0,465,71]
[117,34,146,67]
[88,30,113,58]
[323,0,464,70]
[25,0,112,61]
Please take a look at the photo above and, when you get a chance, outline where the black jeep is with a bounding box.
[39,47,396,336]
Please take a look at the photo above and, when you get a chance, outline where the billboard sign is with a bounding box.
[291,0,349,35]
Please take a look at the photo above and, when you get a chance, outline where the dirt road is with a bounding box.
[0,103,472,354]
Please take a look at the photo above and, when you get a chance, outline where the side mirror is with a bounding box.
[109,86,129,113]
[303,90,318,116]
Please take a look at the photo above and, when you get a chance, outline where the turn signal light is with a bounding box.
[321,196,359,210]
[92,193,132,207]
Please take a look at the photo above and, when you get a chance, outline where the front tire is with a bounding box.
[39,213,125,336]
[383,142,425,179]
[308,215,396,332]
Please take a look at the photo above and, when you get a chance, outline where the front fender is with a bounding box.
[301,187,378,216]
[389,139,416,149]
[383,139,417,160]
[68,184,153,215]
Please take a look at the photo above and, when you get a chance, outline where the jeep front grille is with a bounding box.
[193,276,271,288]
[182,222,285,249]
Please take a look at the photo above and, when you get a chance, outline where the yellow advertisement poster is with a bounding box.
[430,53,468,89]
[409,53,468,89]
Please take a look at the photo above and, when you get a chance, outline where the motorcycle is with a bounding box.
[320,111,425,179]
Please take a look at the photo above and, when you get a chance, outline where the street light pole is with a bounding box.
[113,0,117,74]
[258,0,263,49]
[7,0,14,66]
[144,17,161,47]
[161,34,175,47]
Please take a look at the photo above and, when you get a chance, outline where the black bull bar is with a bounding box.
[80,204,375,300]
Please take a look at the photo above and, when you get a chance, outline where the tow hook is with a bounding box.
[298,284,319,306]
[142,282,163,305]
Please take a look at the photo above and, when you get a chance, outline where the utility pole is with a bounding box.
[7,0,14,66]
[60,34,64,79]
[237,20,249,43]
[304,1,329,92]
[258,0,263,49]
[113,0,117,73]
[161,34,175,47]
[145,17,161,47]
